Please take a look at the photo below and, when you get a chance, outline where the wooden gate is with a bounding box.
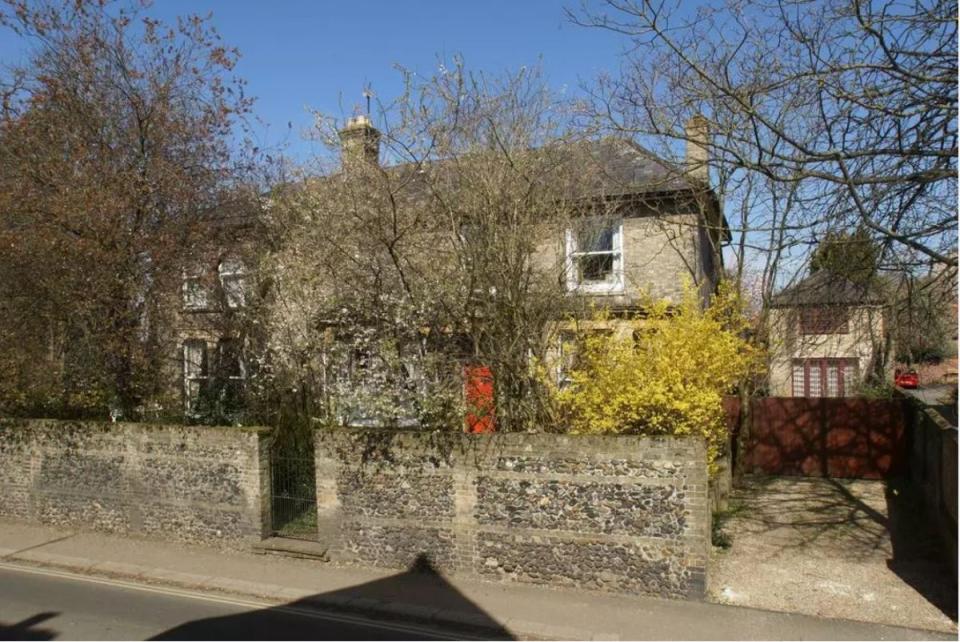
[732,396,908,479]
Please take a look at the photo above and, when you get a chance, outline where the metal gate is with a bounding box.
[269,448,318,540]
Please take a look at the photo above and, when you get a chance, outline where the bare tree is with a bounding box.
[569,0,957,286]
[255,63,623,431]
[0,0,253,418]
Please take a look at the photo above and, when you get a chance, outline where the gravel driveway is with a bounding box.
[708,476,957,634]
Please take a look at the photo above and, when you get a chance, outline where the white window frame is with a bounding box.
[183,339,208,414]
[564,218,624,294]
[218,257,247,309]
[181,267,209,311]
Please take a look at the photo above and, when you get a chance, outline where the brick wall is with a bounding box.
[0,419,271,545]
[315,429,710,599]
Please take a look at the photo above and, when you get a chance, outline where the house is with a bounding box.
[170,206,261,419]
[339,115,729,389]
[766,271,890,397]
[174,114,730,420]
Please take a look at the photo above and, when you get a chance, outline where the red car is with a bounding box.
[895,368,919,389]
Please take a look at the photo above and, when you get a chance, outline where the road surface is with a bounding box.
[902,385,958,426]
[902,384,954,407]
[0,564,467,640]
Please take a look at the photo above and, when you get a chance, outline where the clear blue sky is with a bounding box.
[0,2,757,266]
[179,0,626,160]
[0,0,629,161]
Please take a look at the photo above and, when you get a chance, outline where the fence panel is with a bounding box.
[737,397,908,479]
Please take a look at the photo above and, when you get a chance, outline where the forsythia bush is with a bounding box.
[554,282,762,469]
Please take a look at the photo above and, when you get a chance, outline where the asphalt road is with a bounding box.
[902,384,954,406]
[0,565,462,641]
[902,384,958,425]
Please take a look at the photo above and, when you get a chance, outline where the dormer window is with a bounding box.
[565,218,624,294]
[218,257,248,309]
[182,266,210,311]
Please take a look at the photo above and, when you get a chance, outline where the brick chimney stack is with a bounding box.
[685,115,710,185]
[338,114,380,167]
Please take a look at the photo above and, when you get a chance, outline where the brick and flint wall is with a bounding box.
[316,429,710,599]
[0,419,271,545]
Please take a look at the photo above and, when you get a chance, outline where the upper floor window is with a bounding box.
[182,267,210,311]
[565,218,624,294]
[800,306,849,334]
[218,257,248,309]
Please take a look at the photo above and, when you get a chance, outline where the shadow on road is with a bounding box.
[0,612,58,641]
[151,554,514,640]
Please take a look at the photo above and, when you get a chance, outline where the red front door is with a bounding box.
[463,365,495,433]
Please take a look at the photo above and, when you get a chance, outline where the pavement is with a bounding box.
[0,520,953,640]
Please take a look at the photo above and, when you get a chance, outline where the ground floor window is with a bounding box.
[556,331,578,388]
[554,328,614,388]
[216,338,246,414]
[183,337,246,417]
[183,339,209,414]
[791,358,858,397]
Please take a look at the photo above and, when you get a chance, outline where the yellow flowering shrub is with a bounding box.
[554,282,762,469]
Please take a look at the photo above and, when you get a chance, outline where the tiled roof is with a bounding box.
[770,270,886,307]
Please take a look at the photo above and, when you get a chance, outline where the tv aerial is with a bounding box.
[362,86,374,116]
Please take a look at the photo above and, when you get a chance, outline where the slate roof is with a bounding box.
[390,137,699,197]
[555,137,699,196]
[770,270,887,307]
[299,136,701,196]
[277,136,729,238]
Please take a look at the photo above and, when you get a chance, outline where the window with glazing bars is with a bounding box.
[791,358,858,397]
